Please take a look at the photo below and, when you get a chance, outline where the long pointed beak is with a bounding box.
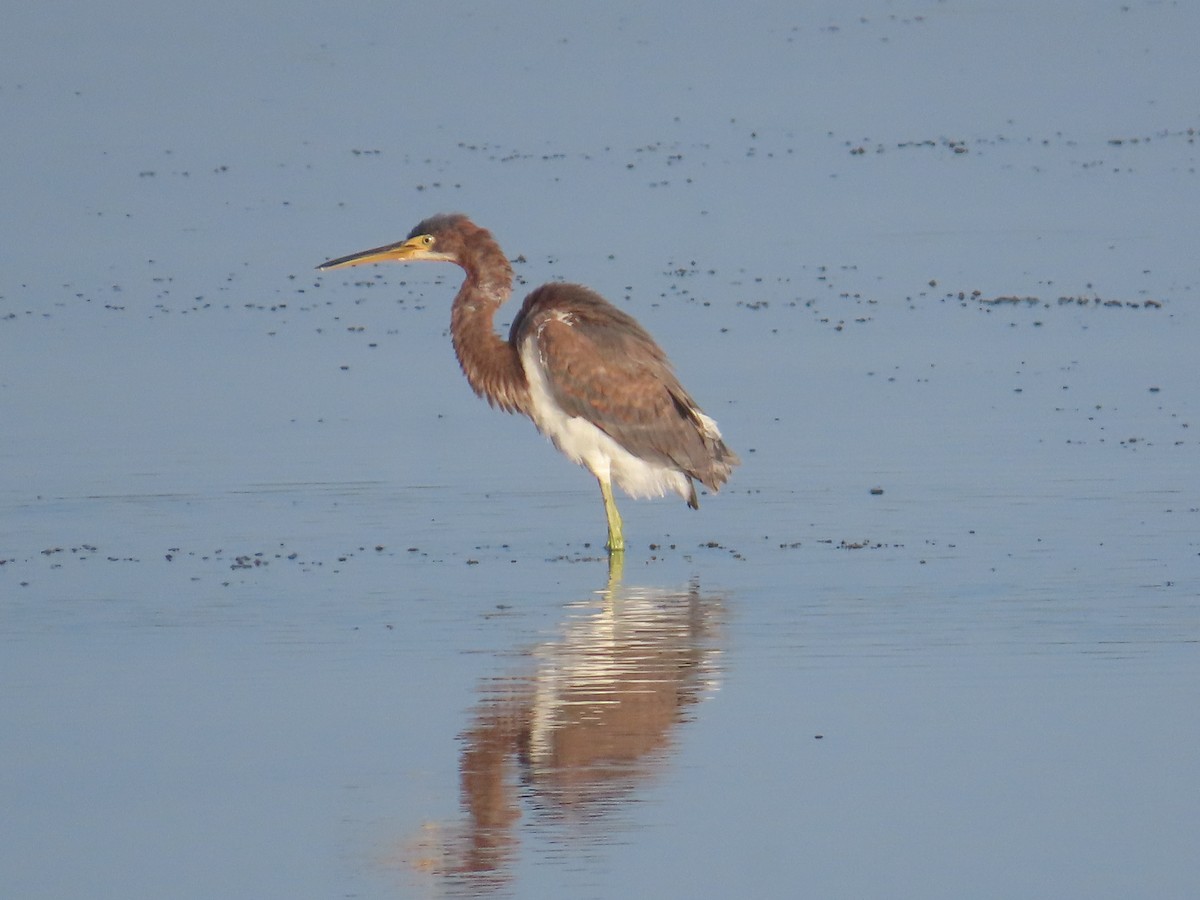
[317,236,427,270]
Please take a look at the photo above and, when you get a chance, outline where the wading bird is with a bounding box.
[317,214,738,553]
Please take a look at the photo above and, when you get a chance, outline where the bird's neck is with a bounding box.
[450,246,528,414]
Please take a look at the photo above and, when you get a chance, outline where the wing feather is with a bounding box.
[512,284,738,490]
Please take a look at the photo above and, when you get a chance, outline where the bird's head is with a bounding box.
[317,213,469,270]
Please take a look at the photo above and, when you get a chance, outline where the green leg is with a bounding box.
[599,478,625,554]
[605,547,625,588]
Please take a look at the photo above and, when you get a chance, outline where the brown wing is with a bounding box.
[511,284,738,492]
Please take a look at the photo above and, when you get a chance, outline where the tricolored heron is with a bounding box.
[317,214,738,553]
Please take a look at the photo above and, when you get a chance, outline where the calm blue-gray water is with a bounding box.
[2,2,1197,897]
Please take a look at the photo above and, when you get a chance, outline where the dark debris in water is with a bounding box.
[838,539,887,550]
[970,293,1164,310]
[6,540,413,583]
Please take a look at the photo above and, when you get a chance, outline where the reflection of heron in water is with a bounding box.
[318,214,738,553]
[405,576,726,890]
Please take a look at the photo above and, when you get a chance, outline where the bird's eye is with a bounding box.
[422,235,435,247]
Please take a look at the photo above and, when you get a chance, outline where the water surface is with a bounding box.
[3,2,1198,897]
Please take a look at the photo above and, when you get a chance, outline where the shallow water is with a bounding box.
[3,2,1199,898]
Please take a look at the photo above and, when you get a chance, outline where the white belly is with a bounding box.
[519,339,692,502]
